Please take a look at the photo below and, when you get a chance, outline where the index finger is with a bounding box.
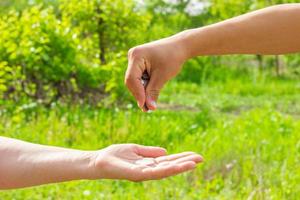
[125,58,146,109]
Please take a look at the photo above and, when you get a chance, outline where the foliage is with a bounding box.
[0,0,299,106]
[0,1,150,106]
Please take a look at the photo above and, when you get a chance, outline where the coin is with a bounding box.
[141,71,150,111]
[135,158,156,166]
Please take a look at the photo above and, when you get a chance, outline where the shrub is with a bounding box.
[0,1,150,106]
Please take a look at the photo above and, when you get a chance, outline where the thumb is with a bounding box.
[145,70,166,110]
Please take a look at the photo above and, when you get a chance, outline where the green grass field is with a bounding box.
[1,72,299,199]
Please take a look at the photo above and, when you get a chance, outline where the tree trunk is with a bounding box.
[256,55,264,72]
[96,4,106,65]
[275,55,285,76]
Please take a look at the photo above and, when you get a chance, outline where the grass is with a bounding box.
[0,69,299,199]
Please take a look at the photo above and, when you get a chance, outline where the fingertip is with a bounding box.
[179,161,197,171]
[145,98,157,110]
[136,93,146,108]
[158,147,167,155]
[195,155,204,163]
[137,101,143,109]
[192,152,204,163]
[190,161,197,168]
[154,147,167,157]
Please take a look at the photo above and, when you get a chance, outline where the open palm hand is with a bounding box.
[93,144,203,182]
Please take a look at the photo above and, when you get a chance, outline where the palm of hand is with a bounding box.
[94,144,202,182]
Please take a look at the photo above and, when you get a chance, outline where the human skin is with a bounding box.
[125,3,300,111]
[0,136,203,189]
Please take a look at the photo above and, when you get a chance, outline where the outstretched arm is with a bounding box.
[181,3,300,57]
[0,136,202,189]
[125,4,300,111]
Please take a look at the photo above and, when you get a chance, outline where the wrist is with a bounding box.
[85,150,108,180]
[81,150,100,180]
[169,30,193,62]
[173,30,193,61]
[174,27,214,59]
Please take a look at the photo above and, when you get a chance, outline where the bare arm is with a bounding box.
[0,137,202,189]
[0,137,94,189]
[125,4,300,111]
[181,3,300,57]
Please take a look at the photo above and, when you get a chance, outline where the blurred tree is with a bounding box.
[0,0,151,105]
[60,0,150,64]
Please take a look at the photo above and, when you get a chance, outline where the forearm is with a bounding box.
[0,137,95,189]
[177,4,300,58]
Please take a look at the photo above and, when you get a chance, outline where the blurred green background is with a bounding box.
[0,0,299,199]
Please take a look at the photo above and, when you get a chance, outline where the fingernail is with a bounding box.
[150,100,157,108]
[137,101,143,108]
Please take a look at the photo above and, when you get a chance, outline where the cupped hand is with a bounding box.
[92,144,203,182]
[125,36,187,112]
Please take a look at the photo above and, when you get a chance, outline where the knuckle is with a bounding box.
[128,46,142,59]
[147,89,160,98]
[124,75,134,86]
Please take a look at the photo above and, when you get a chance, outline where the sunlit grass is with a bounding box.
[1,76,299,199]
